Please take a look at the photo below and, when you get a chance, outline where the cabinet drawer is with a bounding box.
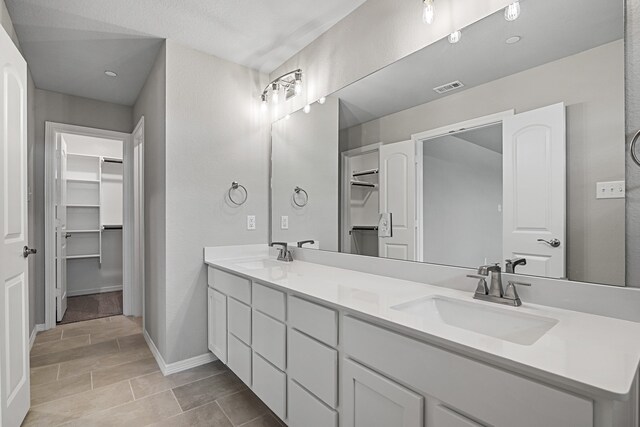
[228,297,251,345]
[344,316,593,427]
[252,352,286,420]
[208,267,251,304]
[288,379,337,427]
[227,333,251,387]
[432,405,482,427]
[252,310,286,370]
[253,282,286,321]
[288,329,337,408]
[289,296,337,347]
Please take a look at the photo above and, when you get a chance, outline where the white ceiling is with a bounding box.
[6,0,367,105]
[336,0,624,129]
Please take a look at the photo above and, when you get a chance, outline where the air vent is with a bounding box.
[433,80,464,94]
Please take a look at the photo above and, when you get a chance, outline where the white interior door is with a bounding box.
[0,25,30,427]
[378,140,416,261]
[56,138,68,320]
[503,103,566,278]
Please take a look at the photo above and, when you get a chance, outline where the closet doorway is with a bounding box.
[44,120,144,328]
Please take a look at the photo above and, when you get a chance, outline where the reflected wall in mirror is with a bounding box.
[271,0,625,286]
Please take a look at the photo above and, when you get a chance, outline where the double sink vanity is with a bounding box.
[204,245,640,427]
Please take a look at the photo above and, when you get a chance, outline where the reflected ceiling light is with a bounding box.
[104,70,117,77]
[285,114,291,120]
[506,35,521,44]
[318,97,326,104]
[448,30,461,44]
[304,104,311,114]
[422,0,434,24]
[504,1,521,21]
[260,68,303,108]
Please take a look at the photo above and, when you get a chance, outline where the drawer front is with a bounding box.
[288,329,338,408]
[208,267,251,304]
[227,333,251,387]
[253,282,286,321]
[228,297,251,345]
[289,296,337,347]
[432,404,482,427]
[252,310,286,370]
[252,352,286,420]
[288,379,337,427]
[344,316,593,427]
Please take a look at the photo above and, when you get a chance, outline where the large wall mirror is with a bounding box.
[271,0,626,286]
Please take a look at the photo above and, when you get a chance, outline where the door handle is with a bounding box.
[537,238,561,248]
[23,246,37,258]
[64,233,72,238]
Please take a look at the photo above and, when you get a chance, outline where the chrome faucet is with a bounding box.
[505,257,527,273]
[270,242,293,262]
[467,263,531,307]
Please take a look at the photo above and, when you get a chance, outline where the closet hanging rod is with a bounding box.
[352,168,379,177]
[103,158,123,164]
[350,180,377,188]
[102,225,123,230]
[350,225,378,233]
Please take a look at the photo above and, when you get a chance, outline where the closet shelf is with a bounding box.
[352,168,379,177]
[102,225,123,230]
[67,229,100,233]
[66,204,100,208]
[66,254,100,260]
[67,178,100,183]
[350,180,378,188]
[350,225,379,234]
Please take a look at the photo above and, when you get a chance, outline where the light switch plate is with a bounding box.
[281,215,289,230]
[247,215,256,230]
[596,181,625,199]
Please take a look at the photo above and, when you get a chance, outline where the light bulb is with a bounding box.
[504,1,520,21]
[285,114,291,120]
[294,71,303,95]
[318,97,326,105]
[422,0,434,24]
[303,104,311,114]
[448,30,461,44]
[271,83,279,104]
[260,93,268,111]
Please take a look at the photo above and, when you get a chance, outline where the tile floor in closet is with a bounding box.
[24,315,281,426]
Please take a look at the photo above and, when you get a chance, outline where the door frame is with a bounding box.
[411,110,514,262]
[340,143,382,253]
[44,122,144,328]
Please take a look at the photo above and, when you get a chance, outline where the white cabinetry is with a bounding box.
[342,358,423,427]
[207,288,227,363]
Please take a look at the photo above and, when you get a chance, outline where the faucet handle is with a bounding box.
[467,275,489,296]
[504,281,531,306]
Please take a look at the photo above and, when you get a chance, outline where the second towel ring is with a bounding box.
[293,186,309,207]
[631,129,640,167]
[228,181,248,206]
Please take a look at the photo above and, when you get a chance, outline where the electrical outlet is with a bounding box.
[596,181,625,199]
[247,215,256,230]
[281,215,289,230]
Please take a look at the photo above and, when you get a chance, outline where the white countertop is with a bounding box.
[204,245,640,400]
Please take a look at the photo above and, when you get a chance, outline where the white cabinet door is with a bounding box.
[342,359,423,427]
[0,22,30,427]
[208,288,227,364]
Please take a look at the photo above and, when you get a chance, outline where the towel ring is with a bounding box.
[632,129,640,167]
[228,181,248,206]
[293,186,309,207]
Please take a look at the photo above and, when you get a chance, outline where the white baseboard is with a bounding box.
[143,329,216,376]
[67,285,123,297]
[29,324,46,349]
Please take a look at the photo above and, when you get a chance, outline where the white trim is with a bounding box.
[411,110,514,263]
[67,285,123,297]
[29,324,46,350]
[45,122,132,330]
[340,143,382,253]
[143,330,216,376]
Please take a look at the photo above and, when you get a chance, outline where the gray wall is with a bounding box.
[162,40,269,363]
[272,96,339,251]
[342,41,625,286]
[32,90,133,325]
[423,135,502,268]
[133,43,167,357]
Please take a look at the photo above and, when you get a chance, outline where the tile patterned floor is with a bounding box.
[23,315,283,427]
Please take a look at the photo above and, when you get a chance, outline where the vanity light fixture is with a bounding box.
[422,0,434,24]
[318,97,326,105]
[303,104,311,114]
[448,30,461,44]
[104,70,117,77]
[260,68,303,108]
[504,1,521,21]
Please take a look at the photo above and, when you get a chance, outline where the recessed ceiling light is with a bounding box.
[506,36,521,44]
[104,70,117,77]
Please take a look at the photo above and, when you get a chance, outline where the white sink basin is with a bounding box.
[233,259,282,270]
[392,296,558,345]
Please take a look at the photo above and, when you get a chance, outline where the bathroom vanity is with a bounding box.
[205,246,640,427]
